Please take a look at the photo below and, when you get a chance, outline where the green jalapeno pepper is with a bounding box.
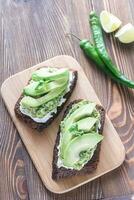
[88,11,134,88]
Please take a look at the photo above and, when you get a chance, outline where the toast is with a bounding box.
[52,100,105,180]
[14,67,77,132]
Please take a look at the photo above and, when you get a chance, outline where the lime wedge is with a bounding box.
[115,23,134,43]
[100,10,122,33]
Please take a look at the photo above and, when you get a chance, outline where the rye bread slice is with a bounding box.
[14,69,77,132]
[52,100,105,180]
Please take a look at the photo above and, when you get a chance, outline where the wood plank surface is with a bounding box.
[1,56,125,194]
[0,0,134,199]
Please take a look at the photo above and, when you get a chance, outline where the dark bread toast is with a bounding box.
[52,100,105,180]
[14,70,77,132]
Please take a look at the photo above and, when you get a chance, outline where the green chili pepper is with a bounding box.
[89,11,134,88]
[79,39,121,82]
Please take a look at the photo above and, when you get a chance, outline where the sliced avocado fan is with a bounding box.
[58,100,103,170]
[63,133,103,168]
[60,102,96,157]
[23,75,69,97]
[21,82,67,108]
[20,67,70,109]
[64,102,96,132]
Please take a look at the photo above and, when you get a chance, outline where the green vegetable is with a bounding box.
[80,39,119,82]
[63,133,103,169]
[21,82,67,108]
[60,102,96,158]
[24,75,69,97]
[21,95,64,118]
[58,100,103,170]
[77,117,98,132]
[63,102,96,132]
[20,67,71,118]
[88,11,134,88]
[32,67,69,81]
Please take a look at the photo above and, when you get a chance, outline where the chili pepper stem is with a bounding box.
[66,33,81,41]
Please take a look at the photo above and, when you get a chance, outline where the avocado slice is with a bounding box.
[60,103,96,157]
[21,83,67,108]
[23,76,69,97]
[77,117,98,132]
[64,102,96,132]
[32,68,69,81]
[24,81,45,97]
[63,133,103,168]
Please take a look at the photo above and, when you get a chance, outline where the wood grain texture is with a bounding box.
[1,56,125,193]
[0,0,134,199]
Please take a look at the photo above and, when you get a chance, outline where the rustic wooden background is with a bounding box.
[0,0,134,199]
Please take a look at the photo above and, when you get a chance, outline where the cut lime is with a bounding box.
[115,23,134,43]
[100,10,122,33]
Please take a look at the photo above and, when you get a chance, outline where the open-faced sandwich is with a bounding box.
[52,99,105,180]
[15,67,77,131]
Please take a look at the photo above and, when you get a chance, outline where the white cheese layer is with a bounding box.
[20,71,74,123]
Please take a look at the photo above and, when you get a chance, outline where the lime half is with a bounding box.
[115,23,134,43]
[100,10,122,33]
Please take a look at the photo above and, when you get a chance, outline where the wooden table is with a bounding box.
[0,0,134,199]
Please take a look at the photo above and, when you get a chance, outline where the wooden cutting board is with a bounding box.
[1,55,125,194]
